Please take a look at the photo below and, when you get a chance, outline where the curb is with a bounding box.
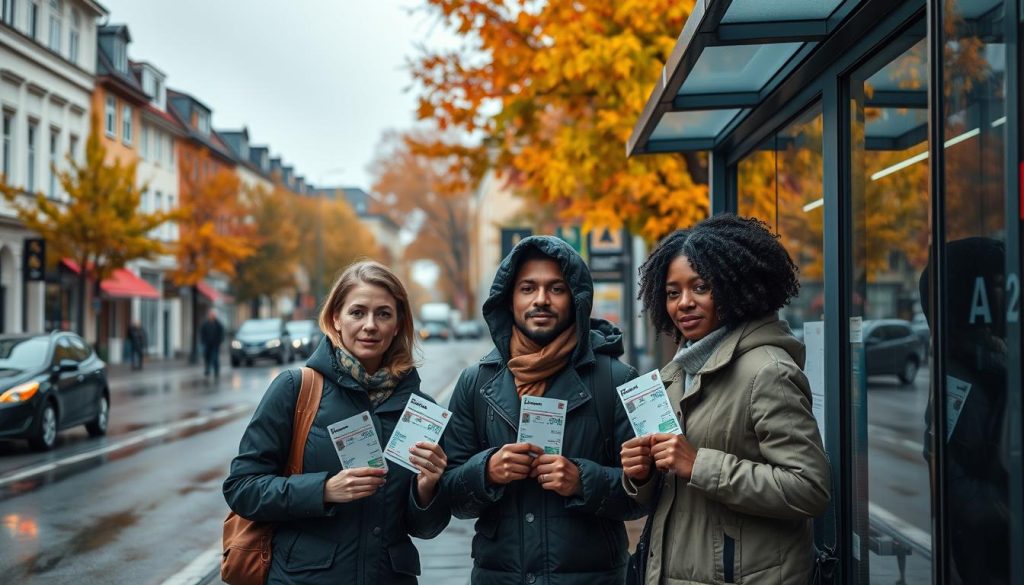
[160,546,221,585]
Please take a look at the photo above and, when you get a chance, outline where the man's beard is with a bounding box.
[514,309,574,346]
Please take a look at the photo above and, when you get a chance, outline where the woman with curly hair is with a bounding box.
[621,214,830,585]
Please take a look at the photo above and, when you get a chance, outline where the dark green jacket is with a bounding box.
[223,338,450,585]
[443,235,643,585]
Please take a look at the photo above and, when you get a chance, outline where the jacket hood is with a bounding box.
[481,235,623,365]
[695,314,805,377]
[304,336,421,393]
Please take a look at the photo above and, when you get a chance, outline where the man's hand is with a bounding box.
[530,454,581,497]
[486,442,543,485]
[650,433,698,481]
[323,467,387,503]
[410,441,447,506]
[620,435,654,483]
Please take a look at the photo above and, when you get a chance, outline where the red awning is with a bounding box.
[196,281,222,303]
[101,269,160,299]
[60,259,160,300]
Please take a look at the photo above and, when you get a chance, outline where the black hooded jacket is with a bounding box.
[441,235,643,585]
[223,338,450,584]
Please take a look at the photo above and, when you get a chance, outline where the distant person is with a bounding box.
[442,235,643,584]
[127,320,147,370]
[621,214,829,584]
[224,260,450,584]
[199,309,225,378]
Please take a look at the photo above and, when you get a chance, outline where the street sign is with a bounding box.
[554,226,583,255]
[501,227,533,258]
[589,226,624,254]
[23,238,45,281]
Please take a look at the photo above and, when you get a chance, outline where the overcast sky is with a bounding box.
[99,0,455,191]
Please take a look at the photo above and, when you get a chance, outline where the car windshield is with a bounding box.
[238,320,282,335]
[0,337,51,370]
[286,321,315,335]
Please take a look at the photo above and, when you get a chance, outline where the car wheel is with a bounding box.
[899,357,920,385]
[245,358,253,367]
[86,393,109,437]
[29,400,58,451]
[231,358,240,368]
[277,349,286,365]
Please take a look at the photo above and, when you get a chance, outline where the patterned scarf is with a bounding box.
[333,343,399,407]
[507,325,578,397]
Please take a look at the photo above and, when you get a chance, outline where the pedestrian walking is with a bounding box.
[442,236,643,585]
[127,320,147,370]
[621,214,830,585]
[223,261,450,584]
[199,309,225,378]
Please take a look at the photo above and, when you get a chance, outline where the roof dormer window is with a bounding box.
[114,39,127,73]
[197,110,210,136]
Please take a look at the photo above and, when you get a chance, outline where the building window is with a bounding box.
[2,0,15,26]
[140,125,149,159]
[48,128,58,198]
[153,78,163,108]
[68,133,78,165]
[47,0,61,53]
[29,1,39,39]
[154,130,163,166]
[1,111,12,180]
[167,194,177,240]
[197,111,210,136]
[114,40,127,73]
[104,96,116,137]
[122,105,132,145]
[27,120,37,192]
[68,8,79,64]
[152,191,163,238]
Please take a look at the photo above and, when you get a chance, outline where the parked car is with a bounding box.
[286,319,322,359]
[453,320,485,340]
[863,319,925,385]
[0,331,109,451]
[910,312,931,359]
[418,322,451,342]
[230,318,293,367]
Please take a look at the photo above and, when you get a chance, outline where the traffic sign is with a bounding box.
[589,226,624,254]
[501,228,533,258]
[554,226,583,255]
[23,238,45,281]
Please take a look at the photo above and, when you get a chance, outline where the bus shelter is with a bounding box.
[628,1,1023,583]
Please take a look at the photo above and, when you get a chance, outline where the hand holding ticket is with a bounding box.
[516,395,567,455]
[328,411,387,470]
[384,395,453,473]
[616,369,683,437]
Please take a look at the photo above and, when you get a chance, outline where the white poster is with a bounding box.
[803,321,826,447]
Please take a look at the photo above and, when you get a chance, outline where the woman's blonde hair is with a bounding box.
[318,260,416,377]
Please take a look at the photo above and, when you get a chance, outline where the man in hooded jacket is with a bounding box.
[442,235,644,585]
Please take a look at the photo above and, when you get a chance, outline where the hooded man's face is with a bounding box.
[511,257,574,345]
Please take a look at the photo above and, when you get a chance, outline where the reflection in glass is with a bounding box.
[940,2,1009,584]
[850,30,932,584]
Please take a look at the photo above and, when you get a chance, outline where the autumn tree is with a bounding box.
[292,193,379,304]
[171,149,256,359]
[371,130,474,312]
[411,0,706,241]
[230,185,301,314]
[0,118,170,338]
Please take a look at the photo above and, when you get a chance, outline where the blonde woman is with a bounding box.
[224,261,450,584]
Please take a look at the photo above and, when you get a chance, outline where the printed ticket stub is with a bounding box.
[327,411,387,470]
[616,369,683,437]
[516,395,567,455]
[384,395,453,474]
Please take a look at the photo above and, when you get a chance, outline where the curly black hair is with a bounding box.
[638,214,800,342]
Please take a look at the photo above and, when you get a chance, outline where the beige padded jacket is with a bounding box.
[626,315,830,585]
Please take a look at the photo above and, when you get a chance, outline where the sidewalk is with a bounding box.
[105,349,228,379]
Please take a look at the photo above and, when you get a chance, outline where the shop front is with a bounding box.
[628,0,1021,583]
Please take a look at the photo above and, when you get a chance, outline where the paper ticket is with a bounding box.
[384,395,453,473]
[327,411,387,470]
[516,395,567,455]
[616,369,683,437]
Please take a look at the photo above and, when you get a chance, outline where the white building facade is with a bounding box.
[0,0,106,333]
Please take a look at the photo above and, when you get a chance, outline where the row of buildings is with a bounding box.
[0,0,394,362]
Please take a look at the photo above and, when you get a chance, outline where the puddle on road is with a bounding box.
[18,507,148,576]
[178,466,228,496]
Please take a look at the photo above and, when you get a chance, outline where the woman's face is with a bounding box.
[332,282,399,374]
[665,255,719,342]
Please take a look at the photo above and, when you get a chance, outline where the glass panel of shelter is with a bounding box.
[848,26,933,584]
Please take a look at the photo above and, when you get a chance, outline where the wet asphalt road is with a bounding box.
[0,338,490,585]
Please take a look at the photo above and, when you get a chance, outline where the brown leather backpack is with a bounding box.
[221,367,324,585]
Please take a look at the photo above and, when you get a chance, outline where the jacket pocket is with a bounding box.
[282,530,338,572]
[388,539,421,576]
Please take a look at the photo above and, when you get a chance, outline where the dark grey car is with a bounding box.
[864,319,925,385]
[230,318,293,367]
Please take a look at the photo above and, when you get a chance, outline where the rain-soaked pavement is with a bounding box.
[0,339,489,585]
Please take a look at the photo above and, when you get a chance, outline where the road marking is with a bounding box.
[159,544,221,585]
[0,403,253,488]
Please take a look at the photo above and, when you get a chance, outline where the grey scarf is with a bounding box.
[672,326,731,392]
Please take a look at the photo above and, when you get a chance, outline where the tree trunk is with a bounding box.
[189,284,199,364]
[250,297,260,319]
[76,271,86,338]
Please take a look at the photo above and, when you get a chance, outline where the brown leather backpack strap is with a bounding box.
[284,367,324,476]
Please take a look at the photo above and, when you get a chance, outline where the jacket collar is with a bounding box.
[480,362,593,432]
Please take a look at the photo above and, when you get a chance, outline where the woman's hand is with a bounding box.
[323,467,387,503]
[620,435,654,483]
[650,433,698,481]
[410,441,447,506]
